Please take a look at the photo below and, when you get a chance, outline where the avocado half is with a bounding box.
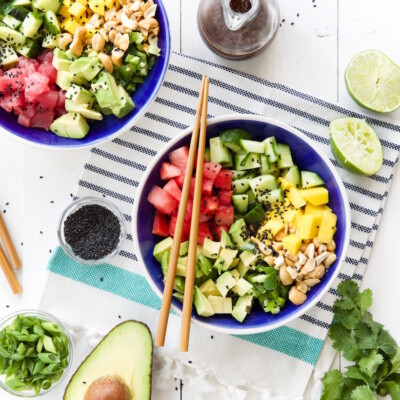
[64,320,153,400]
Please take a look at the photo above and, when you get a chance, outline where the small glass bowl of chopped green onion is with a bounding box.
[0,310,73,397]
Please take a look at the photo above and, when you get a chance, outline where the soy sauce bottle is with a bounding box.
[198,0,280,60]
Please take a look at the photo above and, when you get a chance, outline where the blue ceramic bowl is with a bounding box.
[0,0,170,150]
[133,115,351,334]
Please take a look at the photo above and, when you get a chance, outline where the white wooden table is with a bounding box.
[1,0,400,398]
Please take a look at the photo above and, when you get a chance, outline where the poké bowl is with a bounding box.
[132,114,351,334]
[0,0,170,150]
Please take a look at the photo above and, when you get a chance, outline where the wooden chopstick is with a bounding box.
[0,244,22,295]
[155,76,207,347]
[0,214,21,270]
[180,77,209,352]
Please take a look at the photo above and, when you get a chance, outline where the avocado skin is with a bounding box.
[63,320,153,400]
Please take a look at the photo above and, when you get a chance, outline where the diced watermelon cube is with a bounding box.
[148,185,177,215]
[37,62,57,83]
[41,90,59,111]
[17,113,32,128]
[203,162,222,180]
[175,174,185,188]
[169,146,189,171]
[218,189,233,205]
[198,222,212,245]
[160,162,181,180]
[199,213,211,223]
[56,90,66,117]
[200,196,219,216]
[152,211,169,237]
[30,108,55,131]
[210,224,230,241]
[24,72,50,103]
[215,204,234,227]
[214,170,232,190]
[202,178,214,196]
[163,179,182,202]
[17,56,39,71]
[37,50,53,64]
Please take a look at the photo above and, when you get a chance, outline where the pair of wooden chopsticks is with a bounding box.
[156,75,210,352]
[0,214,22,294]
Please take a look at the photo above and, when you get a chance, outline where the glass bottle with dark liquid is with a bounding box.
[198,0,280,60]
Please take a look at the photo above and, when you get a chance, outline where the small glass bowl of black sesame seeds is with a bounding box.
[57,197,127,265]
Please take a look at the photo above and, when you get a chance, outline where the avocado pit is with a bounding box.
[84,376,132,400]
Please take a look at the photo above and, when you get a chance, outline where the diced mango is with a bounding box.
[266,198,291,221]
[317,211,337,244]
[305,203,330,216]
[298,214,321,240]
[63,0,73,6]
[88,0,105,15]
[294,208,303,229]
[86,28,98,37]
[69,2,87,18]
[283,209,296,223]
[105,0,115,8]
[299,187,329,206]
[282,234,302,255]
[76,0,89,5]
[76,13,90,25]
[260,219,284,238]
[61,18,81,34]
[287,187,306,209]
[58,5,71,18]
[278,177,295,191]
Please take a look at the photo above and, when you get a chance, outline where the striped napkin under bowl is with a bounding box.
[40,52,400,399]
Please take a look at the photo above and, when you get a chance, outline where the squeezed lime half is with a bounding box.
[345,50,400,113]
[330,117,383,176]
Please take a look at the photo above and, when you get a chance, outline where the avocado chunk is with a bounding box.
[111,85,135,118]
[194,286,214,317]
[65,100,103,120]
[63,320,152,400]
[92,70,121,109]
[66,83,95,106]
[153,237,173,262]
[50,112,90,139]
[70,56,103,81]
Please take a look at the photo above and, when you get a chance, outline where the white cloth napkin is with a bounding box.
[40,52,400,399]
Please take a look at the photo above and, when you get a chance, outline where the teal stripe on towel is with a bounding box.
[48,247,323,365]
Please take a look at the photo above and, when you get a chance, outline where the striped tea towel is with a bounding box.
[40,52,400,400]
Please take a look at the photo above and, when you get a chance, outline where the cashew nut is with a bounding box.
[303,278,320,287]
[289,286,307,305]
[138,17,158,30]
[98,52,113,74]
[327,240,336,252]
[92,33,106,52]
[144,4,157,19]
[111,47,124,66]
[296,281,308,294]
[313,237,320,249]
[121,11,138,30]
[306,265,325,280]
[58,33,72,50]
[70,27,87,57]
[318,244,327,255]
[324,253,337,268]
[280,267,293,286]
[114,33,130,50]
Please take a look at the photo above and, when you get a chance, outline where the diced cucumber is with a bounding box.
[232,176,252,194]
[3,15,22,30]
[33,0,62,13]
[277,143,293,169]
[220,230,234,249]
[21,12,43,38]
[235,153,261,171]
[260,154,270,174]
[239,139,265,153]
[42,33,59,49]
[245,189,256,203]
[257,188,284,204]
[12,0,32,7]
[0,43,18,66]
[231,170,248,180]
[43,10,61,34]
[264,136,280,163]
[229,218,247,247]
[204,147,210,162]
[8,6,30,21]
[220,128,251,152]
[268,162,280,178]
[249,174,278,196]
[232,194,248,214]
[301,170,325,189]
[283,165,301,186]
[210,137,233,167]
[243,204,265,226]
[15,38,41,58]
[0,25,26,46]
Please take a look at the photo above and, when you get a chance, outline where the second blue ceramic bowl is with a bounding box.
[132,114,351,334]
[0,0,170,150]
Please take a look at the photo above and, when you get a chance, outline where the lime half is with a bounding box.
[330,117,383,176]
[345,50,400,113]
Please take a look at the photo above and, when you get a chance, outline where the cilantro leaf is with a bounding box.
[378,381,400,400]
[321,370,345,400]
[358,350,384,379]
[391,348,400,374]
[345,365,372,387]
[329,323,363,361]
[353,321,377,350]
[337,280,360,302]
[357,288,373,314]
[350,385,377,399]
[333,302,361,329]
[376,329,398,357]
[363,311,383,334]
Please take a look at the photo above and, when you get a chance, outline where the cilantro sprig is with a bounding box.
[322,280,400,399]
